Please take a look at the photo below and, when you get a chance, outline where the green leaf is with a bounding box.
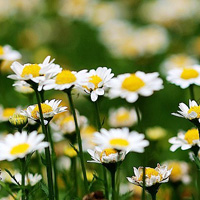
[40,155,47,166]
[40,181,49,197]
[5,169,20,186]
[0,181,17,200]
[16,190,22,200]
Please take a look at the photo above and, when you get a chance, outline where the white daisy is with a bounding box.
[0,131,48,161]
[0,45,21,61]
[21,99,67,125]
[163,160,191,184]
[12,173,42,186]
[88,146,126,164]
[127,163,172,187]
[43,69,87,91]
[13,81,34,94]
[8,56,61,90]
[108,107,137,128]
[93,128,149,153]
[167,65,200,88]
[0,106,21,122]
[169,128,200,152]
[108,71,163,103]
[172,100,200,122]
[81,67,114,102]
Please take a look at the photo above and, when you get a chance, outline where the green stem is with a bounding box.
[94,100,109,199]
[150,193,156,200]
[71,157,78,196]
[111,171,116,200]
[189,84,195,100]
[34,89,54,200]
[21,158,26,200]
[197,167,200,199]
[66,89,89,194]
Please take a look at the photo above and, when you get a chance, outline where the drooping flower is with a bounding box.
[21,99,67,125]
[127,164,172,188]
[169,128,200,152]
[108,71,163,103]
[13,81,34,94]
[81,67,114,102]
[93,128,149,153]
[167,65,200,88]
[0,131,48,161]
[108,107,137,128]
[0,45,21,61]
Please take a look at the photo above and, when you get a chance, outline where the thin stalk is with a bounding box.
[34,89,54,200]
[197,167,200,200]
[150,193,156,200]
[47,125,59,200]
[21,158,26,200]
[189,84,195,100]
[66,89,88,193]
[111,171,116,200]
[71,157,78,196]
[94,100,109,199]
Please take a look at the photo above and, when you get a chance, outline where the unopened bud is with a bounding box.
[9,113,28,129]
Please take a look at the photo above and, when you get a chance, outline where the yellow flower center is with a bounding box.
[168,163,182,179]
[55,70,77,85]
[109,138,129,147]
[184,128,199,144]
[31,104,53,119]
[138,168,160,181]
[116,112,130,122]
[188,106,200,118]
[10,143,30,155]
[81,126,96,135]
[3,108,16,118]
[180,68,199,80]
[64,146,77,157]
[21,64,41,78]
[172,56,188,68]
[0,46,4,55]
[100,148,117,162]
[121,74,145,92]
[60,115,74,126]
[89,75,102,89]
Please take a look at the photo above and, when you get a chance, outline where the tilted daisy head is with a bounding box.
[169,128,200,152]
[167,65,200,89]
[43,69,87,91]
[172,100,200,125]
[21,99,67,125]
[82,67,114,102]
[8,56,61,90]
[108,71,163,103]
[127,164,172,188]
[0,131,48,161]
[163,160,190,184]
[93,128,149,153]
[108,107,137,128]
[0,45,21,61]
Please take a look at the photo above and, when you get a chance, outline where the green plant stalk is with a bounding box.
[189,84,195,100]
[21,157,26,200]
[94,100,109,199]
[111,171,116,200]
[150,193,156,200]
[34,89,54,200]
[71,157,78,196]
[66,89,89,193]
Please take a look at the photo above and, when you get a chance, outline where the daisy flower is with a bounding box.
[43,69,87,91]
[13,81,34,94]
[169,128,200,152]
[0,45,21,61]
[21,99,67,125]
[88,146,126,164]
[93,128,149,153]
[82,67,114,102]
[163,160,190,184]
[12,172,42,186]
[127,163,172,188]
[108,71,163,103]
[0,131,48,161]
[172,100,200,123]
[108,107,137,128]
[0,106,21,122]
[167,65,200,88]
[8,56,61,90]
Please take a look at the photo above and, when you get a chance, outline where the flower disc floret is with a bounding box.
[180,68,199,79]
[31,104,53,120]
[55,70,77,84]
[184,129,199,144]
[21,64,41,78]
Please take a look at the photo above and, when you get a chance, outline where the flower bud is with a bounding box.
[9,113,28,129]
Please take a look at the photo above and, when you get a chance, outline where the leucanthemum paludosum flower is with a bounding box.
[108,71,163,103]
[169,128,200,152]
[108,107,137,128]
[127,164,172,192]
[12,172,42,186]
[163,160,191,184]
[172,100,200,124]
[8,56,62,90]
[0,131,48,161]
[0,45,21,61]
[82,67,114,102]
[43,69,87,91]
[93,128,149,153]
[21,99,67,125]
[167,65,200,88]
[0,106,21,122]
